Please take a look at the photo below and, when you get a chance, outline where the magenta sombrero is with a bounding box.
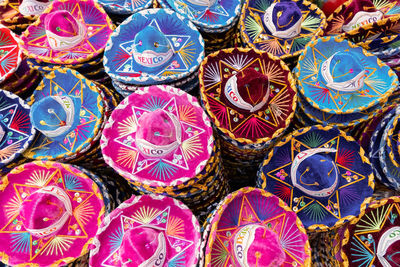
[199,47,297,146]
[101,84,214,188]
[0,25,22,84]
[340,196,400,267]
[20,0,114,65]
[202,187,311,267]
[0,160,106,266]
[89,194,201,266]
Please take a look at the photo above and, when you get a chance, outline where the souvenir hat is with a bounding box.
[341,196,400,267]
[325,0,400,36]
[199,47,297,146]
[294,36,398,115]
[202,187,311,267]
[0,160,106,266]
[90,194,201,266]
[104,8,204,86]
[163,0,241,33]
[20,0,113,65]
[240,0,326,59]
[0,25,22,84]
[0,90,35,170]
[258,125,375,231]
[101,84,214,188]
[96,0,152,15]
[23,68,105,161]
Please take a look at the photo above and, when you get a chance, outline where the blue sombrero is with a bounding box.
[104,8,204,86]
[97,0,152,15]
[257,125,374,231]
[294,36,399,115]
[164,0,241,32]
[23,68,105,161]
[0,90,36,169]
[240,0,326,59]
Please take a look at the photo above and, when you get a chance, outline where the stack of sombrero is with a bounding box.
[22,68,120,171]
[0,160,108,266]
[199,47,297,187]
[156,0,242,54]
[324,0,400,52]
[293,35,399,131]
[367,105,400,191]
[90,194,202,266]
[200,187,311,266]
[338,196,400,267]
[239,0,326,68]
[104,8,205,97]
[324,0,400,79]
[0,0,52,33]
[0,25,40,99]
[101,84,228,220]
[19,0,114,85]
[257,125,375,265]
[0,89,36,176]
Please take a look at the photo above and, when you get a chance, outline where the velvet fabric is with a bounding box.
[89,194,201,266]
[45,11,81,38]
[0,25,22,84]
[268,1,302,31]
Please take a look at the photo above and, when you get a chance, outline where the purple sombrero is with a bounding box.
[101,84,214,188]
[89,194,201,266]
[0,160,106,266]
[20,0,114,65]
[202,187,311,267]
[0,25,22,84]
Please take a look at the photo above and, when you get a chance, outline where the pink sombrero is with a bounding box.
[101,84,214,188]
[20,0,114,65]
[89,194,201,266]
[0,160,106,266]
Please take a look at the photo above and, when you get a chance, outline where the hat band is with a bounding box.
[133,49,173,68]
[377,226,400,267]
[263,3,302,39]
[224,74,269,112]
[137,230,166,267]
[25,186,73,238]
[291,148,339,198]
[184,0,216,7]
[342,11,383,32]
[234,224,263,267]
[46,18,86,51]
[19,0,51,16]
[136,110,182,158]
[321,54,366,92]
[39,95,75,138]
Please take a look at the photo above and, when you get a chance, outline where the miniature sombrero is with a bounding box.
[104,8,204,86]
[258,125,375,231]
[199,47,297,146]
[0,160,106,266]
[294,35,399,116]
[23,68,105,161]
[89,194,201,266]
[0,90,35,170]
[163,0,241,32]
[202,187,311,267]
[341,196,400,267]
[0,25,22,84]
[101,84,214,188]
[20,0,113,65]
[325,0,400,36]
[240,0,326,59]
